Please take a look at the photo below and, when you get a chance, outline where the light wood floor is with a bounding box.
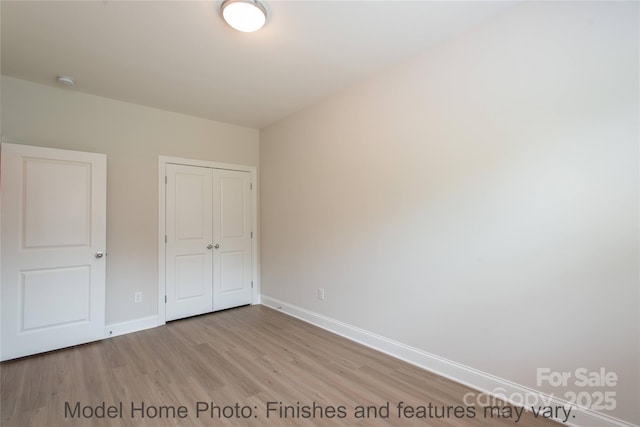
[1,305,562,426]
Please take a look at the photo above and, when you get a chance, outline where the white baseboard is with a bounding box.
[104,315,159,338]
[260,295,637,427]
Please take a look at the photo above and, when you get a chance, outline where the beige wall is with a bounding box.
[1,76,259,325]
[260,2,639,424]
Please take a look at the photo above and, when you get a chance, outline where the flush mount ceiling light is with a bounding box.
[56,75,75,86]
[221,0,267,33]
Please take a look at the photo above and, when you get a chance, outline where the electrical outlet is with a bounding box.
[318,288,325,301]
[134,291,143,303]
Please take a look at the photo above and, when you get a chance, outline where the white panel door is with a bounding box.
[165,164,214,321]
[1,143,107,361]
[212,169,253,311]
[164,164,252,320]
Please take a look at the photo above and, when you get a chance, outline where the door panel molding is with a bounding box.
[158,156,258,325]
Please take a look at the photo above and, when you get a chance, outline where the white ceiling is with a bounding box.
[1,1,514,129]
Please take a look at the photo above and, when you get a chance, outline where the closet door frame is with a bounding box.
[158,155,259,326]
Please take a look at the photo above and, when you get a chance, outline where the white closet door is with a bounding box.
[165,164,214,321]
[164,164,252,320]
[1,143,107,361]
[212,169,253,311]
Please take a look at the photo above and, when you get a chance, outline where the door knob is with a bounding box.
[214,243,220,249]
[207,244,213,249]
[95,252,104,258]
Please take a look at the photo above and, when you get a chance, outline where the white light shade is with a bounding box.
[221,0,266,33]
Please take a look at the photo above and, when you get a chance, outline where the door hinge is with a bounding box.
[251,281,254,289]
[165,235,167,243]
[165,176,167,184]
[165,295,167,303]
[250,182,253,190]
[250,231,253,239]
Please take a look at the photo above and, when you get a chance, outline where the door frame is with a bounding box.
[157,155,259,326]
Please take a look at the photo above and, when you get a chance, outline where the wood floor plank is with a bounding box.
[1,305,563,427]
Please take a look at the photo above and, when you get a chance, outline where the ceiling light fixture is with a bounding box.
[221,0,267,33]
[56,75,75,86]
